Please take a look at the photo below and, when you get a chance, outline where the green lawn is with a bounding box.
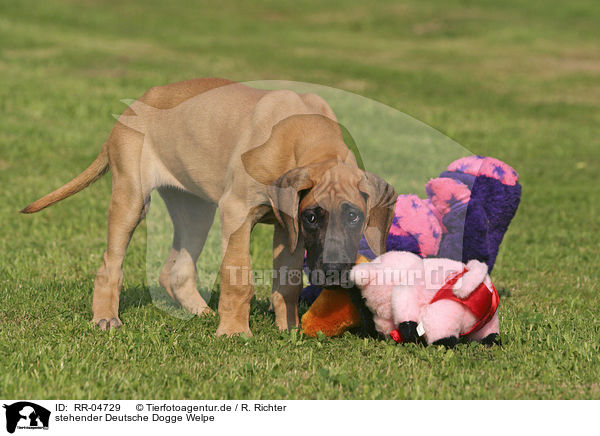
[1,0,599,399]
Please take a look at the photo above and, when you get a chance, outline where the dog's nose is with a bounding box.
[322,238,352,265]
[322,249,353,265]
[322,262,353,273]
[322,263,353,288]
[307,263,354,288]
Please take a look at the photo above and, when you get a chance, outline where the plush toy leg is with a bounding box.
[432,336,458,348]
[452,260,489,299]
[391,284,423,343]
[479,333,501,346]
[421,299,474,346]
[397,321,420,343]
[467,312,501,346]
[391,284,422,323]
[301,289,362,337]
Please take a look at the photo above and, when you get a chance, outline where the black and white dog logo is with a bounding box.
[3,402,50,433]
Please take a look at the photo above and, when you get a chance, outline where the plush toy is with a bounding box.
[350,251,500,347]
[358,155,522,269]
[300,288,361,337]
[299,156,519,338]
[301,255,369,337]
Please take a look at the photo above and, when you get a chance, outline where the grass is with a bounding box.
[1,0,599,399]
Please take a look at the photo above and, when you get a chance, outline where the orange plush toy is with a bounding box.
[301,255,370,337]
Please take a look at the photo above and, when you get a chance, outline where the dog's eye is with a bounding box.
[347,211,361,225]
[303,212,318,225]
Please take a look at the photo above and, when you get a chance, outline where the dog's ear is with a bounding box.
[359,172,397,257]
[267,167,314,254]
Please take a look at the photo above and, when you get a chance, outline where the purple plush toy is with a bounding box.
[300,156,521,305]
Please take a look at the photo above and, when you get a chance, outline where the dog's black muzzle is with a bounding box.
[307,262,354,289]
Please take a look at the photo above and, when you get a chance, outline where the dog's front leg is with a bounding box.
[271,223,304,331]
[216,204,255,337]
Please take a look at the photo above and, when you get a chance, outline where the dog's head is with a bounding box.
[267,160,396,288]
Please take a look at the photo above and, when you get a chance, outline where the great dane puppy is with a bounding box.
[22,78,397,336]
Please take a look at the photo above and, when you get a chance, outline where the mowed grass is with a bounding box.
[1,0,599,399]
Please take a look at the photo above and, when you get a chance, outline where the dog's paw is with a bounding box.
[192,306,215,317]
[431,336,458,348]
[216,323,252,337]
[93,317,122,330]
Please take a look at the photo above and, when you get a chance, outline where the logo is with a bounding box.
[3,402,50,434]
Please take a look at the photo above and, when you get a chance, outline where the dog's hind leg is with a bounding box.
[92,168,146,330]
[158,188,216,316]
[159,247,178,301]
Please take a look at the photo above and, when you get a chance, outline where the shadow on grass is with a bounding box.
[120,285,153,311]
[119,284,281,322]
[497,287,511,298]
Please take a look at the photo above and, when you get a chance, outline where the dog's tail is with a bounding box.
[20,144,109,214]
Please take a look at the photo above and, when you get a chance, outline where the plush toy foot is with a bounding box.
[432,336,458,348]
[480,333,502,347]
[397,321,419,343]
[300,288,362,337]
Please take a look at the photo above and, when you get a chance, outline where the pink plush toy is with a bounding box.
[350,251,500,347]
